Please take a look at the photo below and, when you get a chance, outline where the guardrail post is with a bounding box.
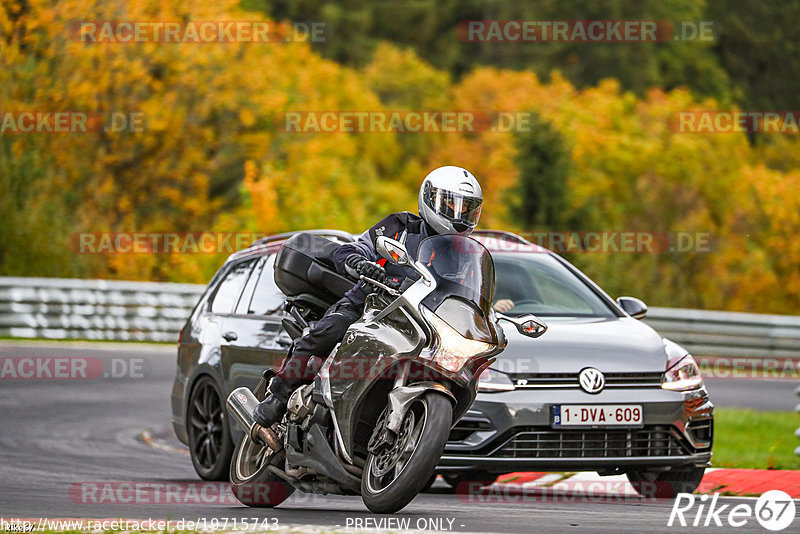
[795,385,800,457]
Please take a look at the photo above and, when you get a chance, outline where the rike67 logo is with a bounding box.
[669,491,796,531]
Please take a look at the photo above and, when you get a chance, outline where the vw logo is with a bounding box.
[578,367,605,394]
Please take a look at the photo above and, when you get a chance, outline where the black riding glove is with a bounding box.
[345,254,386,283]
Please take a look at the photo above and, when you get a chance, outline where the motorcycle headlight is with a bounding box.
[477,368,515,392]
[422,307,495,373]
[661,354,703,391]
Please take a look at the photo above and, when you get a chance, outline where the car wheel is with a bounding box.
[627,466,706,498]
[442,471,497,492]
[187,375,234,481]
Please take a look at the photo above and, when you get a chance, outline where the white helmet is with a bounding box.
[418,166,483,235]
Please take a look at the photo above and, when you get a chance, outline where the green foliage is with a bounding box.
[443,69,800,313]
[707,0,800,111]
[523,0,731,101]
[246,0,733,103]
[2,0,799,317]
[0,0,422,282]
[247,0,800,114]
[509,112,570,229]
[0,136,97,278]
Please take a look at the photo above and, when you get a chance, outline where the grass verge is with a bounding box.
[712,408,800,469]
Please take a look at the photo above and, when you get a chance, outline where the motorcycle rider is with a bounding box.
[253,165,484,428]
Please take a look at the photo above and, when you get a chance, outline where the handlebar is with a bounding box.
[359,275,401,296]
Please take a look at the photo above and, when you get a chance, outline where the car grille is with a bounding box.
[686,418,713,448]
[448,415,494,442]
[488,425,692,458]
[507,372,663,389]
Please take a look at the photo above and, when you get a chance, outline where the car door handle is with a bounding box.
[222,331,238,341]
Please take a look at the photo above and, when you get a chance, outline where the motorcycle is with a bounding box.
[226,233,546,513]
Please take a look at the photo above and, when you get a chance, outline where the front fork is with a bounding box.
[368,361,457,454]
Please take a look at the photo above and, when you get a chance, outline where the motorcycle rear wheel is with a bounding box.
[361,392,452,513]
[229,434,295,507]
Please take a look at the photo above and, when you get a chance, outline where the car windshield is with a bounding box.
[492,252,616,318]
[417,234,494,318]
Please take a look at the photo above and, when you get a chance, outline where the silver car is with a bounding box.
[437,231,713,497]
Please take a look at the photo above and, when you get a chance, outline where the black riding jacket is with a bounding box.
[332,211,435,307]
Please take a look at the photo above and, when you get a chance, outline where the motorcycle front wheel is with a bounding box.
[361,392,452,513]
[229,434,295,507]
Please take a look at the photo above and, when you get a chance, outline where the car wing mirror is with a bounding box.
[617,296,647,319]
[375,236,410,265]
[496,313,547,338]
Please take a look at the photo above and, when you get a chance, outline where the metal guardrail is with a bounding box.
[644,306,800,359]
[0,276,204,342]
[1,276,800,357]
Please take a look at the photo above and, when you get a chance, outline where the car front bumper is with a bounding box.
[438,385,713,474]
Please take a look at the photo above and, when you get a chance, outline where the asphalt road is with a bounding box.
[0,341,795,534]
[703,377,798,411]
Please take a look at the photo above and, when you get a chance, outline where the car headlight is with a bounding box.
[661,354,703,391]
[477,368,515,392]
[422,307,495,373]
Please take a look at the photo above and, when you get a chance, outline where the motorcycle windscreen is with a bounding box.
[417,234,498,344]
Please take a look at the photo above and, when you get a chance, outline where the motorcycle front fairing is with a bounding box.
[319,293,429,463]
[316,234,503,463]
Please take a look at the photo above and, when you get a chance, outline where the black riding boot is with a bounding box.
[253,377,294,427]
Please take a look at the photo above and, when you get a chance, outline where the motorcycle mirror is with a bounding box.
[375,236,410,265]
[496,313,548,338]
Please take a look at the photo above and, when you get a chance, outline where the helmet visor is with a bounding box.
[424,185,482,227]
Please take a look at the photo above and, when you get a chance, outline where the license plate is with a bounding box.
[553,404,643,427]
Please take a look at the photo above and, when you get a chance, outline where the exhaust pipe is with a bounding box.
[226,387,261,437]
[226,387,283,451]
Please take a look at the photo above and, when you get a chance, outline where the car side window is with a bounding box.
[248,254,286,316]
[235,256,267,315]
[210,259,257,314]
